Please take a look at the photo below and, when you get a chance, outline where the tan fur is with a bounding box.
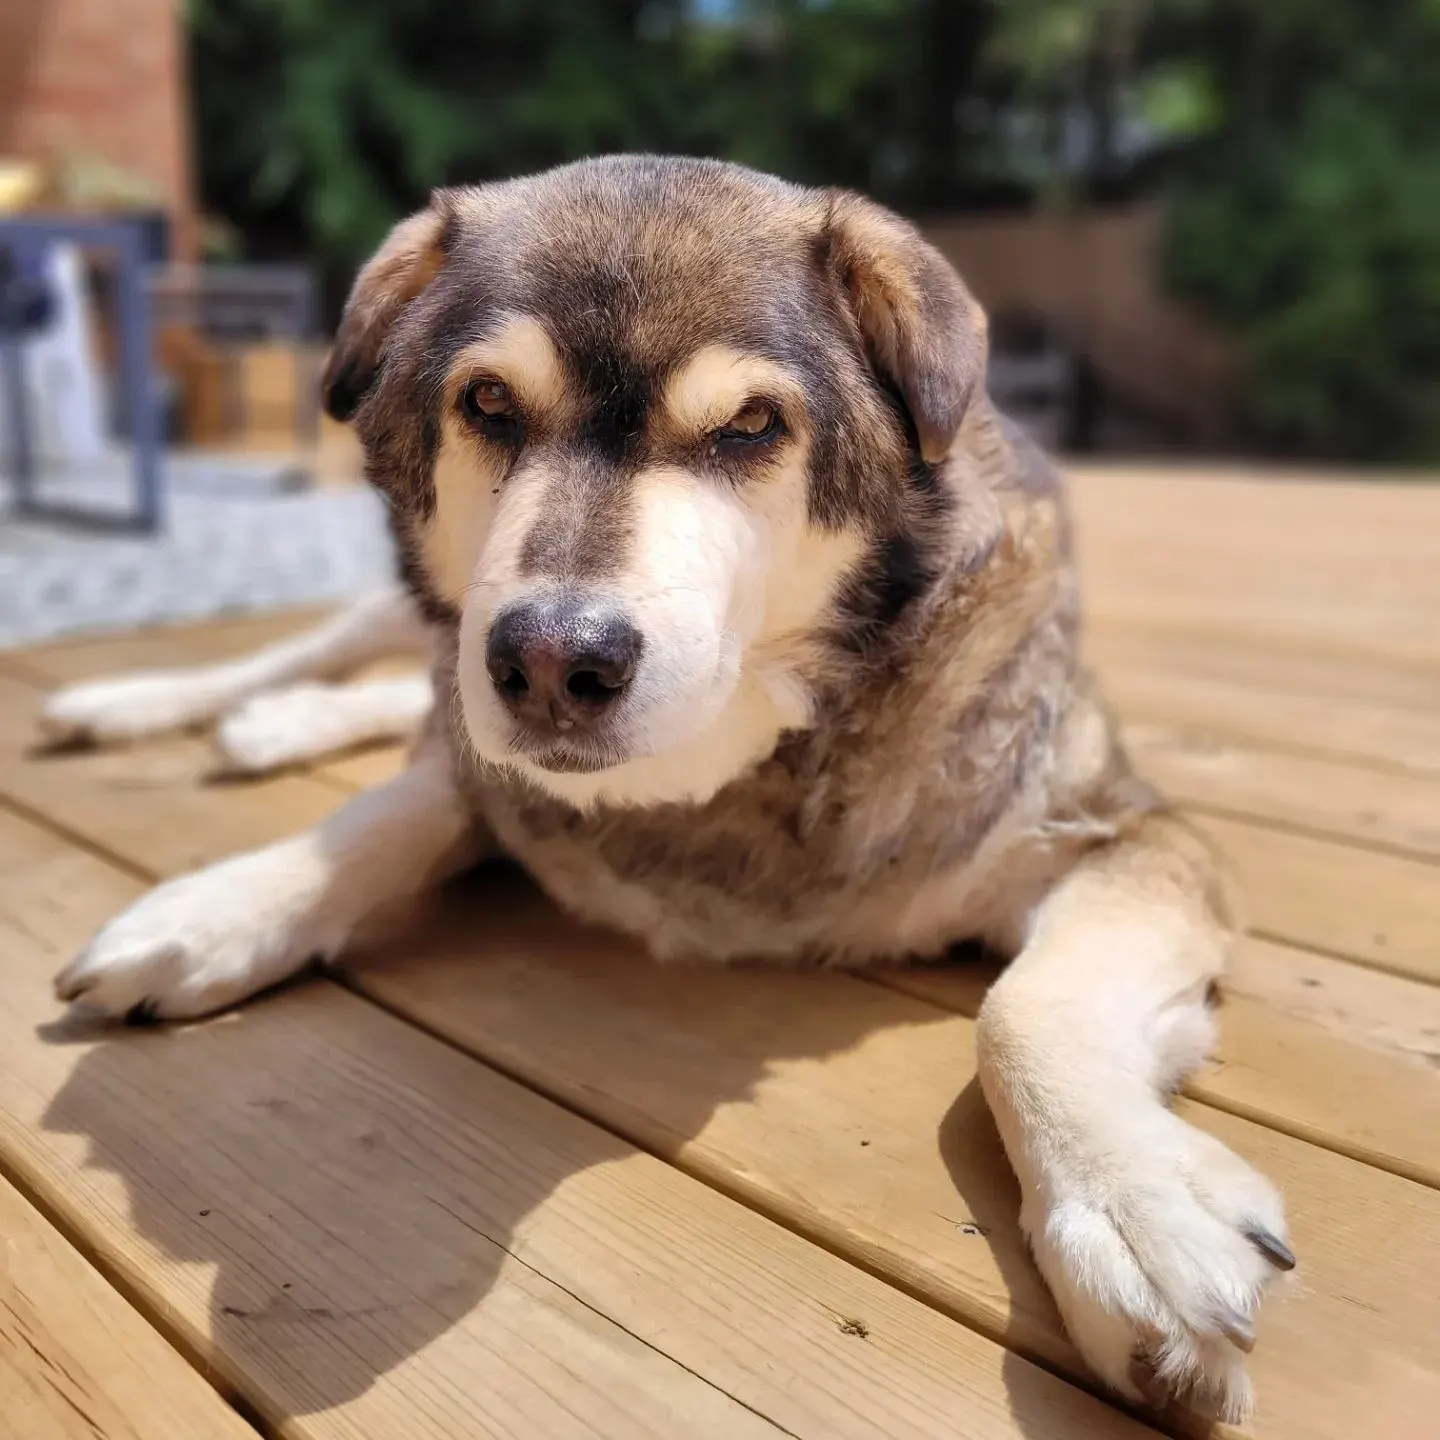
[419,425,507,606]
[320,209,448,420]
[660,347,808,437]
[449,318,571,425]
[55,155,1291,1425]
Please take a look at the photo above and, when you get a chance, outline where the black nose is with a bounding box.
[485,598,641,730]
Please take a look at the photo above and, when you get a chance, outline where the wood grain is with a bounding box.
[4,628,1439,1191]
[343,875,1440,1440]
[1070,467,1440,663]
[0,807,1144,1440]
[1102,665,1440,776]
[0,1173,258,1440]
[0,672,343,877]
[1121,722,1440,859]
[0,610,331,687]
[1196,815,1440,985]
[1089,622,1440,719]
[3,461,1439,1440]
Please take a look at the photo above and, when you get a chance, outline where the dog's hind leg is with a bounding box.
[975,814,1292,1424]
[215,674,435,774]
[38,583,432,746]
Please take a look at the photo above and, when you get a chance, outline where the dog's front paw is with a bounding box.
[55,846,334,1021]
[215,685,340,774]
[39,671,214,745]
[1026,1107,1293,1423]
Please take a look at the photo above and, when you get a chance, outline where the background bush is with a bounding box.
[187,0,1440,462]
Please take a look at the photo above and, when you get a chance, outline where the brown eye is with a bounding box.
[461,379,519,429]
[713,400,780,448]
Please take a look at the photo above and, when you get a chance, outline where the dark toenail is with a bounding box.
[125,999,159,1027]
[1246,1226,1296,1271]
[1221,1311,1255,1353]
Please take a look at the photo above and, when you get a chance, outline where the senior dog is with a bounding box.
[47,155,1291,1421]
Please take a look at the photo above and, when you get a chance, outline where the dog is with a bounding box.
[46,155,1292,1421]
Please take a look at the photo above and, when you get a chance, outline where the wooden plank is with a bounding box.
[7,604,1440,1430]
[17,606,1440,860]
[1121,723,1440,859]
[1101,665,1440,777]
[345,874,1440,1440]
[4,634,1438,1185]
[1197,815,1440,985]
[0,610,331,687]
[0,672,343,877]
[318,734,1440,1005]
[320,744,407,791]
[0,1173,258,1440]
[14,640,1439,996]
[1089,621,1440,718]
[1226,936,1440,1061]
[0,808,1142,1440]
[880,934,1440,1190]
[1069,468,1440,663]
[1201,946,1440,1185]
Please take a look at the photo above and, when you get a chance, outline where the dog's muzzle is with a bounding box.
[485,595,641,764]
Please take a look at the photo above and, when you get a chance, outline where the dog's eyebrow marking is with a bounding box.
[447,315,568,420]
[662,345,804,434]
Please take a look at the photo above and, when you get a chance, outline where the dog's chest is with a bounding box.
[464,744,1031,965]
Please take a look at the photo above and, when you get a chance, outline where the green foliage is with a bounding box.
[985,0,1440,460]
[1164,87,1440,460]
[1157,1,1440,460]
[187,0,1439,459]
[186,0,946,290]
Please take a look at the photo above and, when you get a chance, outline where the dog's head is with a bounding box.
[323,156,992,807]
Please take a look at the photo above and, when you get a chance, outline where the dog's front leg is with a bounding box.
[976,815,1293,1422]
[55,737,480,1021]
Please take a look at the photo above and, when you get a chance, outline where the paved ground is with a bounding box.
[0,451,393,648]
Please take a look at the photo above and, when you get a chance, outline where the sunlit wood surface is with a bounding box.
[1,464,1437,1438]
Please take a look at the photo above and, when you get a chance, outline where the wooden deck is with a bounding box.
[1,465,1437,1440]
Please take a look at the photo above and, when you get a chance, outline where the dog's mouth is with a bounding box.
[522,742,618,775]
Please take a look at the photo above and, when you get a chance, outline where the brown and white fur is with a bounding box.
[50,155,1292,1422]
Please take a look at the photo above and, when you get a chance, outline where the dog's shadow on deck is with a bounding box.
[40,864,1079,1436]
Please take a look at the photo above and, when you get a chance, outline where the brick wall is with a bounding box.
[0,0,195,255]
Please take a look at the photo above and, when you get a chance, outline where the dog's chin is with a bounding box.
[523,743,622,776]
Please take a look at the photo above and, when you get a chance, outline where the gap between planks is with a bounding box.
[340,875,1440,1440]
[4,616,1440,1172]
[2,650,1439,1191]
[0,1167,261,1440]
[9,794,1440,1439]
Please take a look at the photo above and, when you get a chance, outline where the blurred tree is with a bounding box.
[188,0,996,311]
[189,0,1437,458]
[985,0,1440,460]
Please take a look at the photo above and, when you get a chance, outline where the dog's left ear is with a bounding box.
[320,193,456,423]
[822,192,987,465]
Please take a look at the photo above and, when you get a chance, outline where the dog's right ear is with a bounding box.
[320,195,454,423]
